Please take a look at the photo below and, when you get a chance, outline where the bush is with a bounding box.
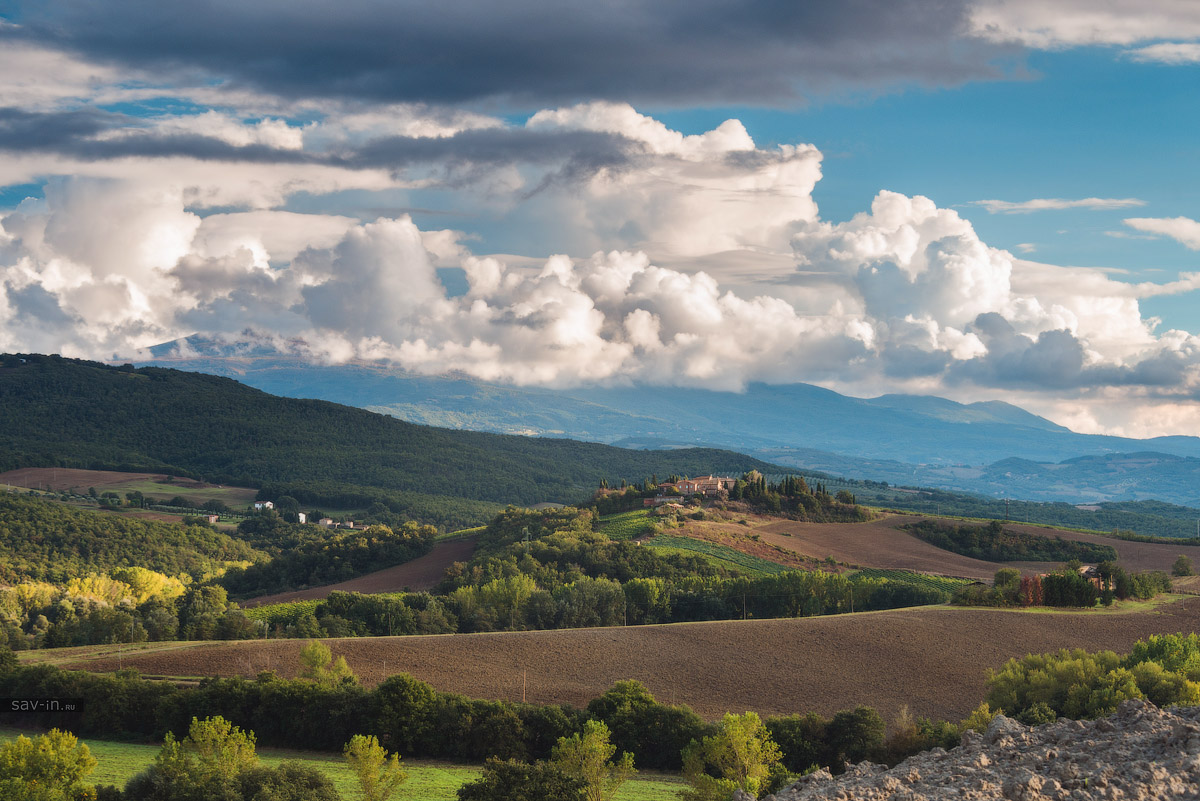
[986,638,1200,723]
[456,758,585,801]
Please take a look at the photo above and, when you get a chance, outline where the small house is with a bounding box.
[205,514,219,524]
[297,512,307,524]
[253,501,274,511]
[318,518,334,527]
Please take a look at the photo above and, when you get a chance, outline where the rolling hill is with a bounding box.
[0,354,782,516]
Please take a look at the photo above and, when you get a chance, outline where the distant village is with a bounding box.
[251,501,362,529]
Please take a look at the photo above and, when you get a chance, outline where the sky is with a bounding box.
[0,0,1198,438]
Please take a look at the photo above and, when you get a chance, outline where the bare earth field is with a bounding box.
[49,596,1200,724]
[722,513,1200,579]
[245,537,477,606]
[0,467,258,506]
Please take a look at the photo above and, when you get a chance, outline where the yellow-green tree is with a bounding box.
[0,729,97,801]
[183,715,258,781]
[551,720,635,801]
[681,711,782,801]
[299,639,357,689]
[344,734,408,801]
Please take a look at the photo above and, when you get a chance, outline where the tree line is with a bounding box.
[907,519,1117,563]
[954,562,1173,609]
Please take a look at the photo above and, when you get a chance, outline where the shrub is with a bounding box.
[456,758,585,801]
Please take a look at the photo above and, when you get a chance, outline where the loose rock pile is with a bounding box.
[762,700,1200,800]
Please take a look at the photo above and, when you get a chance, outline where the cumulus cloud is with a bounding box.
[523,103,822,258]
[1124,216,1200,249]
[0,100,1199,436]
[971,197,1147,214]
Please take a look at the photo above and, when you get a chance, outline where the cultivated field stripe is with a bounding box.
[54,596,1200,725]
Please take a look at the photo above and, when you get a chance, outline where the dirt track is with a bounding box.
[60,596,1200,723]
[244,537,477,606]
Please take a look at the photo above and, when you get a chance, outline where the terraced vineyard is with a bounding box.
[645,534,788,575]
[597,509,659,540]
[853,567,972,596]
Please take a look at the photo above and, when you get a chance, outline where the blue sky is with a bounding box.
[0,0,1198,437]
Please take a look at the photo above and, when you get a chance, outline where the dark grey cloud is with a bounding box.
[0,106,640,180]
[948,312,1193,392]
[5,0,1009,107]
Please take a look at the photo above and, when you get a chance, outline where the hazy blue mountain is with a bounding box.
[140,336,1200,505]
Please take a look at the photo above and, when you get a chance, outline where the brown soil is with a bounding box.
[59,596,1200,723]
[244,538,477,606]
[741,513,1200,579]
[751,515,1007,579]
[0,467,229,493]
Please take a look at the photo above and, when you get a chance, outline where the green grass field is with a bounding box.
[645,535,788,576]
[0,726,686,800]
[852,568,972,595]
[92,477,259,508]
[435,526,486,542]
[241,599,322,624]
[598,509,659,540]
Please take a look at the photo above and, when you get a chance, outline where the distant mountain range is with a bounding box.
[142,336,1200,507]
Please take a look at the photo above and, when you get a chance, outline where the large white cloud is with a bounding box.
[1,102,1199,436]
[522,103,823,259]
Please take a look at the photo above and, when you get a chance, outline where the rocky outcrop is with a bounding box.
[765,700,1200,800]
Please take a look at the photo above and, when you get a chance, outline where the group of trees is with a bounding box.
[985,633,1200,724]
[0,494,259,585]
[594,472,869,523]
[908,519,1117,563]
[221,516,435,597]
[0,574,265,651]
[728,472,864,521]
[955,563,1173,609]
[0,715,410,801]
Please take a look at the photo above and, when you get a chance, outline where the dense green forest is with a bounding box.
[0,493,262,583]
[0,354,781,512]
[906,519,1117,563]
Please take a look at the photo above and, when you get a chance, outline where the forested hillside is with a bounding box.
[0,493,262,583]
[0,354,781,508]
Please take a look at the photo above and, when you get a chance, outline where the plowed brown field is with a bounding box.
[0,467,236,494]
[736,514,1200,578]
[245,537,477,606]
[56,596,1200,723]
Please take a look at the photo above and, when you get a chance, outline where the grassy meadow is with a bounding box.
[0,726,686,800]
